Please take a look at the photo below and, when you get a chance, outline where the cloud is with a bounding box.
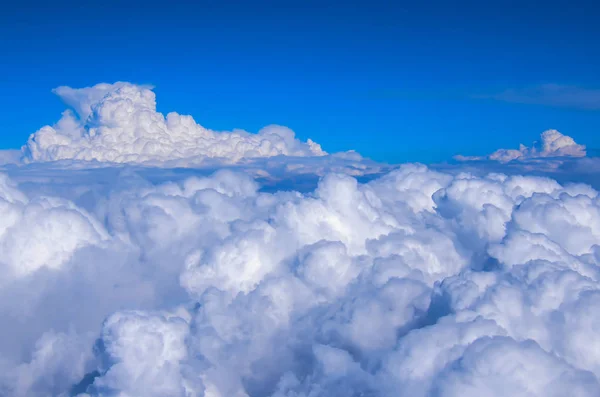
[8,82,389,183]
[0,173,107,280]
[480,84,600,110]
[455,129,586,163]
[0,150,21,165]
[0,161,599,396]
[3,81,600,396]
[22,82,327,165]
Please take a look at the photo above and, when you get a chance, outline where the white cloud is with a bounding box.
[6,82,389,187]
[0,162,598,396]
[455,129,586,163]
[0,174,107,280]
[430,336,600,397]
[91,310,191,396]
[22,82,326,165]
[2,81,600,396]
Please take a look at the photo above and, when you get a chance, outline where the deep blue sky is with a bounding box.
[1,0,599,162]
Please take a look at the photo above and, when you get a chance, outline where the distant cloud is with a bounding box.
[481,84,600,110]
[23,82,327,165]
[0,82,389,183]
[455,129,586,163]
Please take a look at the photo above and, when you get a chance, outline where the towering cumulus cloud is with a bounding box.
[22,83,325,164]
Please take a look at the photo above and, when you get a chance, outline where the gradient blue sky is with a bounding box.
[1,0,599,162]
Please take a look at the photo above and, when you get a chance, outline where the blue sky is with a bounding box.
[1,0,599,162]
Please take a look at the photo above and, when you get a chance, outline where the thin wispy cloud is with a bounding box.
[480,84,600,110]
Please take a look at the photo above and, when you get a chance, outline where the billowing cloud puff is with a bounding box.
[1,161,600,396]
[456,129,587,163]
[0,174,107,280]
[22,82,326,164]
[90,310,191,396]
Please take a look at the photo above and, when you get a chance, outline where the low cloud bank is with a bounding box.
[0,164,600,396]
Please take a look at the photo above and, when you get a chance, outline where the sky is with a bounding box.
[4,2,600,396]
[1,0,599,163]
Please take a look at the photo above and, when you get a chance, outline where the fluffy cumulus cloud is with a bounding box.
[1,160,600,396]
[22,82,326,165]
[456,129,586,163]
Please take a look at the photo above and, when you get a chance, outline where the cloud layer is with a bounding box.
[2,81,600,396]
[22,83,326,165]
[1,162,600,396]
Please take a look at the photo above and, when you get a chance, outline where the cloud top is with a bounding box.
[22,82,326,164]
[2,165,600,396]
[456,129,586,163]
